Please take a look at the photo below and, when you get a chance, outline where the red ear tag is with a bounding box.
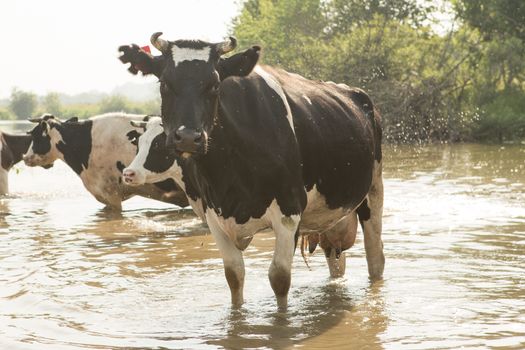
[141,45,151,54]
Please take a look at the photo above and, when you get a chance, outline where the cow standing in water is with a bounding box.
[119,34,384,308]
[23,113,188,210]
[0,130,32,194]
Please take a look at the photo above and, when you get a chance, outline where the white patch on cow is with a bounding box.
[124,117,183,185]
[301,185,351,234]
[171,46,211,66]
[302,95,312,105]
[204,199,300,251]
[83,113,181,208]
[81,113,154,207]
[178,125,186,131]
[253,66,295,134]
[361,160,384,278]
[123,117,208,219]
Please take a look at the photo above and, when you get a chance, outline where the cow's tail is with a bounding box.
[350,88,382,163]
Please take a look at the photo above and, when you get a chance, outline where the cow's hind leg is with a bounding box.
[358,162,384,280]
[269,210,300,310]
[207,215,245,306]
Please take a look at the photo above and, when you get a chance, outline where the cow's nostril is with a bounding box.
[124,170,135,177]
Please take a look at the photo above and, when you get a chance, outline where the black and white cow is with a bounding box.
[119,34,384,308]
[122,116,206,220]
[23,113,188,210]
[0,130,32,194]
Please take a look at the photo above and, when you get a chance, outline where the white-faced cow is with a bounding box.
[23,113,188,210]
[119,34,384,308]
[122,116,207,221]
[0,130,32,194]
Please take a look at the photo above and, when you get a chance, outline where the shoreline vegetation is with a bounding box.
[2,0,524,144]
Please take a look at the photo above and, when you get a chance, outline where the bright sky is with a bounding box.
[0,0,241,98]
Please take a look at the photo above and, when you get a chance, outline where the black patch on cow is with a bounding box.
[356,198,371,222]
[143,133,176,174]
[153,178,178,192]
[54,120,93,175]
[265,66,381,211]
[172,39,212,51]
[1,132,32,170]
[126,130,141,146]
[28,122,52,156]
[176,73,307,224]
[116,161,126,173]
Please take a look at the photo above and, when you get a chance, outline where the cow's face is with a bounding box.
[158,38,234,157]
[123,117,177,186]
[119,33,260,158]
[23,115,62,168]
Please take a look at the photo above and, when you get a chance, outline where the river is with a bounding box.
[1,121,524,349]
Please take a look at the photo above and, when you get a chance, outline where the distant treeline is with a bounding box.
[231,0,525,143]
[0,89,160,121]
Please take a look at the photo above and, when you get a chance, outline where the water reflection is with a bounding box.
[0,143,524,349]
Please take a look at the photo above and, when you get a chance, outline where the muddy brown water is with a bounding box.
[1,122,524,349]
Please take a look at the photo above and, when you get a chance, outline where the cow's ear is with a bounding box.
[217,46,261,81]
[118,44,164,77]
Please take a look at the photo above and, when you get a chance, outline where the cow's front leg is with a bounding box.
[269,213,300,310]
[207,214,245,306]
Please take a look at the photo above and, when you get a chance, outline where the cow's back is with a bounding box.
[263,66,381,211]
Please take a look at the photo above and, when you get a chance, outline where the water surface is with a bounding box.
[1,125,524,349]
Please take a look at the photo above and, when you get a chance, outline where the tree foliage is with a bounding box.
[8,88,38,119]
[232,0,525,142]
[43,92,63,116]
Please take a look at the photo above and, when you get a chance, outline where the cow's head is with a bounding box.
[119,33,261,157]
[122,116,179,186]
[23,114,74,168]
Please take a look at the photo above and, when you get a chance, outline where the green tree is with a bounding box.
[455,0,525,42]
[232,0,476,142]
[43,92,62,116]
[0,108,15,120]
[8,88,38,119]
[98,95,129,114]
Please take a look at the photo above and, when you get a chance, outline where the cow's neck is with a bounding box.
[1,133,32,170]
[54,121,93,175]
[183,120,274,223]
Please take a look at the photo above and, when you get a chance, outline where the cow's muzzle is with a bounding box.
[122,168,144,186]
[169,128,206,155]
